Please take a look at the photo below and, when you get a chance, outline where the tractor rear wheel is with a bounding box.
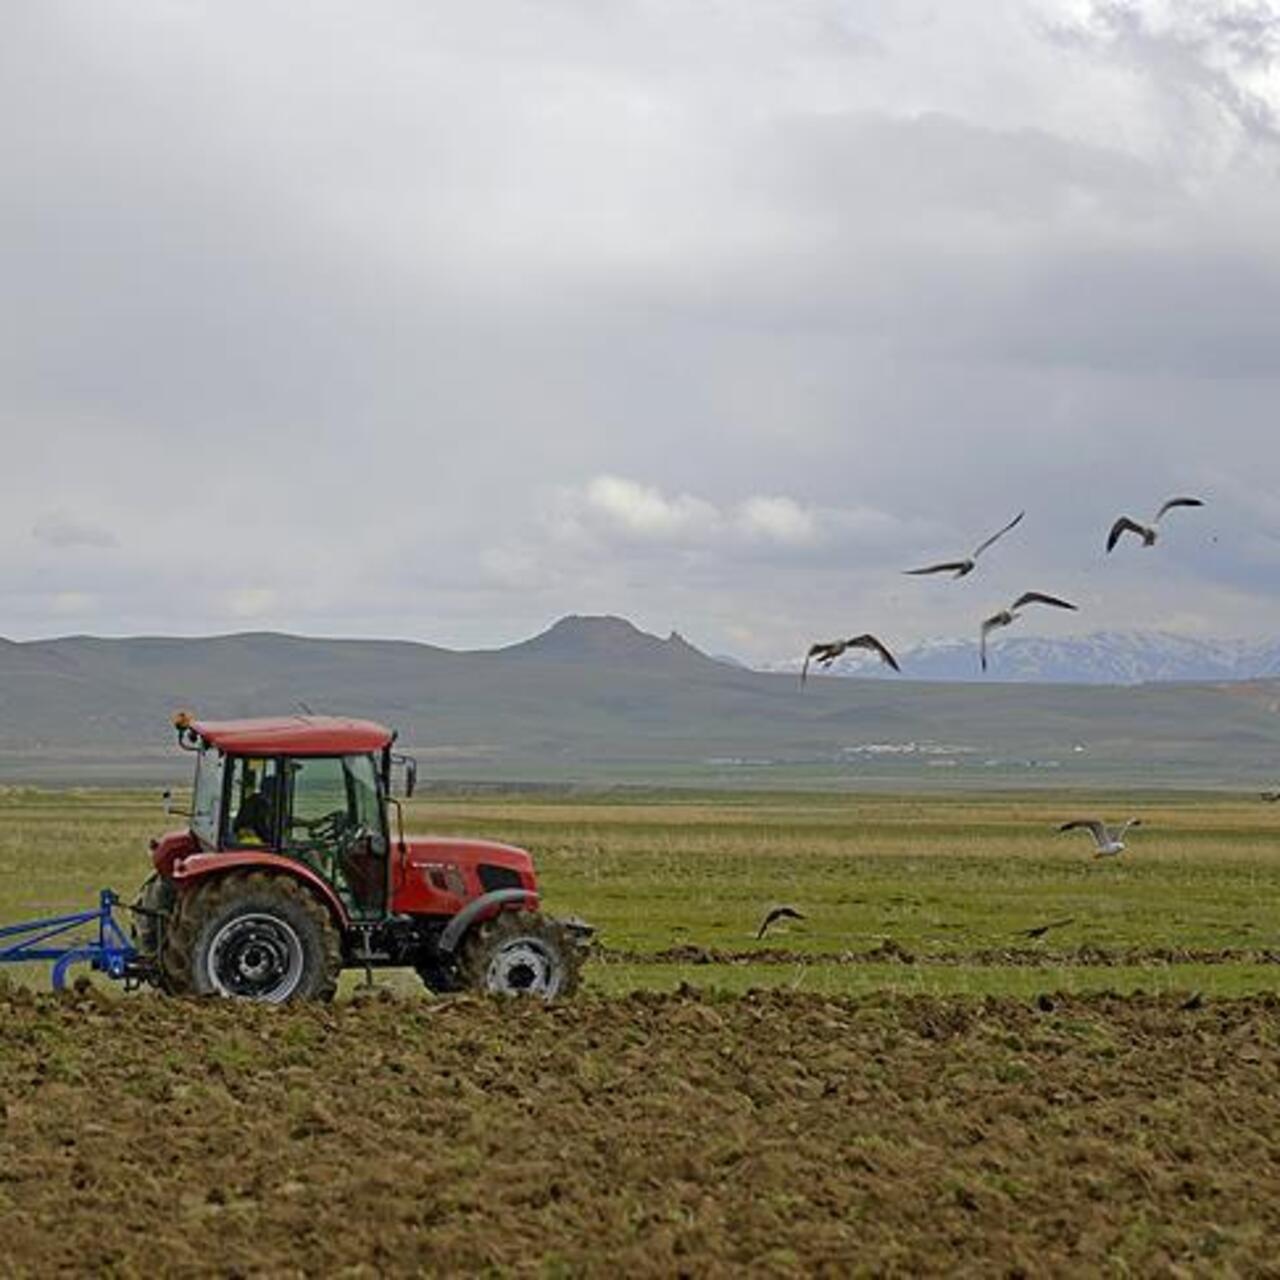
[131,873,176,958]
[162,872,341,1003]
[457,910,581,999]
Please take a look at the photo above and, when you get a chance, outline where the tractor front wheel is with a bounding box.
[457,910,581,999]
[163,872,341,1003]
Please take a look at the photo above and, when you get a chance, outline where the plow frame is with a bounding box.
[0,890,139,991]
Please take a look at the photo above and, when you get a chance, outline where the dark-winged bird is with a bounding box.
[904,510,1025,579]
[1015,917,1075,939]
[800,634,900,685]
[979,591,1077,671]
[1106,497,1204,552]
[756,905,806,940]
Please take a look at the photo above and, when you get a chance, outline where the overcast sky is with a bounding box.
[3,1,1279,660]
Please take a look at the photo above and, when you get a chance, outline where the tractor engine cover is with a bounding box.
[392,837,539,918]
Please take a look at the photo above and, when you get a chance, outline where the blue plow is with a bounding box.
[0,890,140,991]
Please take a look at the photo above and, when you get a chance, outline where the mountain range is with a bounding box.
[756,631,1280,685]
[2,615,1279,787]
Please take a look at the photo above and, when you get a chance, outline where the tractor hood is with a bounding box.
[395,836,539,914]
[403,836,533,877]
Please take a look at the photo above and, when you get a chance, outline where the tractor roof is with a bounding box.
[190,715,394,756]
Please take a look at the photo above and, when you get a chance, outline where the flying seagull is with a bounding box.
[904,510,1025,579]
[979,592,1078,671]
[1106,497,1204,552]
[800,634,900,685]
[1261,791,1280,803]
[1058,818,1142,858]
[1015,917,1075,940]
[757,905,806,940]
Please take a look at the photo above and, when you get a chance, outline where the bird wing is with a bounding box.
[1154,496,1204,522]
[903,560,970,576]
[971,510,1025,560]
[979,613,1009,671]
[848,634,901,672]
[801,643,832,687]
[1059,819,1108,845]
[1011,591,1077,612]
[1118,818,1142,836]
[1107,517,1146,552]
[756,905,804,939]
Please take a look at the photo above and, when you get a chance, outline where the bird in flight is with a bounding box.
[756,905,806,940]
[1261,791,1280,803]
[1014,917,1075,939]
[904,511,1025,579]
[1058,818,1141,858]
[800,634,900,685]
[979,592,1078,671]
[1106,497,1204,552]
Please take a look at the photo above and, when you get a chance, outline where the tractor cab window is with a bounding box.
[224,757,282,848]
[191,744,225,850]
[282,754,386,919]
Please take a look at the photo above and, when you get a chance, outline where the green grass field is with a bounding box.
[2,786,1279,996]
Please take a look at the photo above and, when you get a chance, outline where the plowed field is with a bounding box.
[4,982,1280,1277]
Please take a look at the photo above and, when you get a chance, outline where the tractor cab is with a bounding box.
[178,713,403,920]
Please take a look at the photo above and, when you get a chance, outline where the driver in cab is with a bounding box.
[232,772,277,846]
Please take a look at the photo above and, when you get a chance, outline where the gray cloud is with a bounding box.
[2,2,1279,661]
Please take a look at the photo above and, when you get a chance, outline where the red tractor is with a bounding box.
[130,712,589,1002]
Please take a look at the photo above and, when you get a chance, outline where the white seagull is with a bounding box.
[905,511,1025,579]
[800,634,900,686]
[979,591,1078,671]
[1059,818,1142,858]
[1106,497,1204,552]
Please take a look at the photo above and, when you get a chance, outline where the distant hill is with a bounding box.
[1,616,1278,787]
[758,630,1280,685]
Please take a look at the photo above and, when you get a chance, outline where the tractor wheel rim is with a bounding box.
[208,913,305,1002]
[485,938,560,997]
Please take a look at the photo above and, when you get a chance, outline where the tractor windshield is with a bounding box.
[190,743,224,849]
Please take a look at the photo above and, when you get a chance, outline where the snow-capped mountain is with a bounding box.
[759,631,1280,684]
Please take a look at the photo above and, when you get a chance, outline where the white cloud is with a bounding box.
[584,475,719,540]
[735,495,819,546]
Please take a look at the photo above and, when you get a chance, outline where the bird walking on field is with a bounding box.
[800,634,900,685]
[979,592,1078,671]
[1058,818,1141,858]
[1106,497,1204,552]
[904,510,1025,579]
[756,905,806,940]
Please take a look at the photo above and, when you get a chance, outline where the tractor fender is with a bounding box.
[170,852,351,930]
[438,888,535,955]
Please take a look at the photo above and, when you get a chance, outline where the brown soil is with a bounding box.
[3,982,1280,1277]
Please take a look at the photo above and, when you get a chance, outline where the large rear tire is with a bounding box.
[131,873,175,958]
[457,910,582,999]
[162,872,341,1003]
